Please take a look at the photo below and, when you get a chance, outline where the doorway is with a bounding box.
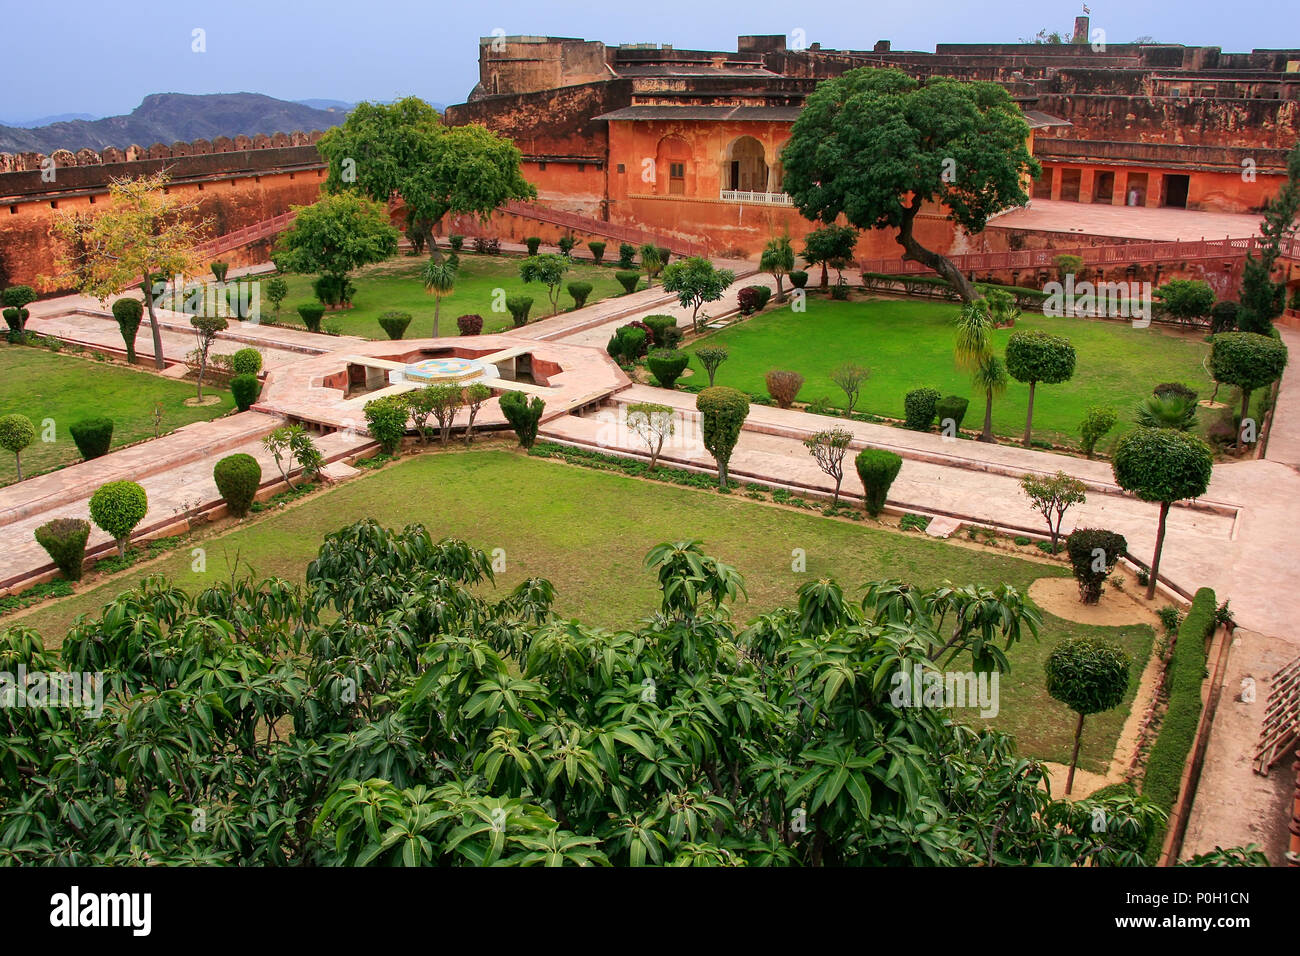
[1162,174,1190,208]
[1092,170,1116,204]
[1059,168,1082,202]
[1032,167,1053,200]
[1125,173,1148,207]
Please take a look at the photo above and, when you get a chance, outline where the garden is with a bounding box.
[0,342,234,486]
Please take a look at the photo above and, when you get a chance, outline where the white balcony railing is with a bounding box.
[719,190,793,206]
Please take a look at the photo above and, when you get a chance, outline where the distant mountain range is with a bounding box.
[0,93,349,154]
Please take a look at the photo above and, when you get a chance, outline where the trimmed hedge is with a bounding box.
[363,395,410,454]
[213,453,262,518]
[567,281,594,309]
[1141,587,1216,863]
[500,390,544,449]
[297,302,326,332]
[524,236,541,256]
[69,417,114,461]
[855,448,903,517]
[642,315,682,350]
[378,311,413,340]
[615,270,641,294]
[1065,528,1127,604]
[231,373,262,412]
[904,387,943,430]
[696,386,750,488]
[935,395,969,433]
[789,270,809,289]
[505,296,533,327]
[618,243,637,269]
[647,349,689,388]
[111,297,144,362]
[456,313,483,336]
[587,240,606,264]
[33,517,91,580]
[88,480,148,556]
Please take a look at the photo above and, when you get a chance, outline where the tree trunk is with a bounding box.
[1146,500,1170,601]
[1022,381,1037,447]
[196,356,206,402]
[1065,711,1085,795]
[819,262,828,288]
[142,273,165,370]
[13,453,21,482]
[896,203,978,303]
[832,473,842,507]
[980,390,995,443]
[775,274,785,303]
[433,299,441,338]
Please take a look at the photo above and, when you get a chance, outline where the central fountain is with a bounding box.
[389,356,499,387]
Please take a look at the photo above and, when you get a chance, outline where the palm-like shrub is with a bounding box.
[1134,393,1197,431]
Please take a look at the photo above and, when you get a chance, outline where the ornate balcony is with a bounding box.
[719,190,793,206]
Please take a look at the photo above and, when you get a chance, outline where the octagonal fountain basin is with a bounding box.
[389,356,499,387]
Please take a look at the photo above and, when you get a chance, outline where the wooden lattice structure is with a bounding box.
[1254,656,1300,775]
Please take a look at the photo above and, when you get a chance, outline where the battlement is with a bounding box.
[0,130,325,177]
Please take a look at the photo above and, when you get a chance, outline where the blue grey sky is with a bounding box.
[6,0,1292,120]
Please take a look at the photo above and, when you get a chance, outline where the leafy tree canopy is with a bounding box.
[273,192,399,282]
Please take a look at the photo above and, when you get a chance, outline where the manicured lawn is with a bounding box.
[685,296,1225,450]
[264,252,635,339]
[17,449,1150,771]
[0,344,234,486]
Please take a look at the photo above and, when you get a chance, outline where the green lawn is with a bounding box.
[16,449,1151,771]
[0,344,234,487]
[263,252,636,339]
[686,296,1228,450]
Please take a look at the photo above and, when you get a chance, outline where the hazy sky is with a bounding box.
[5,0,1293,121]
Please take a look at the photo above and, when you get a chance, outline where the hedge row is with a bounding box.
[1141,586,1217,863]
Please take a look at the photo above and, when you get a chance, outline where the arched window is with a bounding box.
[722,136,768,193]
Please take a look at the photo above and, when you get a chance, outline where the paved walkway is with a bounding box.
[990,199,1264,241]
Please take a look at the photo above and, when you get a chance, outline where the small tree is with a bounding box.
[953,299,994,372]
[801,225,857,289]
[662,258,737,333]
[804,428,854,506]
[520,254,569,316]
[626,402,675,470]
[422,259,458,336]
[639,243,664,287]
[1155,279,1216,328]
[1065,528,1127,605]
[273,192,399,308]
[855,448,903,517]
[0,414,36,480]
[1209,332,1289,449]
[464,383,492,445]
[1019,471,1087,553]
[695,346,729,387]
[1079,406,1117,459]
[1045,637,1131,794]
[696,386,749,489]
[213,453,262,518]
[972,356,1008,443]
[500,390,544,448]
[264,424,322,489]
[1112,428,1213,600]
[363,395,410,455]
[111,298,144,363]
[760,236,796,303]
[1005,329,1077,447]
[426,384,465,446]
[264,276,288,317]
[88,479,148,557]
[830,362,871,414]
[190,315,229,402]
[1,285,36,337]
[587,241,606,265]
[617,243,637,269]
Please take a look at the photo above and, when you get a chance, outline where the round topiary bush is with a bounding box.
[1065,528,1128,604]
[642,315,682,350]
[0,413,36,480]
[587,240,606,265]
[903,387,943,430]
[567,281,594,309]
[647,349,690,388]
[525,236,542,256]
[855,448,903,517]
[88,480,148,556]
[33,517,91,580]
[378,310,413,340]
[789,270,809,289]
[1,285,36,336]
[230,347,264,376]
[213,453,262,518]
[506,296,533,327]
[615,271,641,295]
[231,373,262,412]
[69,417,114,460]
[363,395,410,454]
[455,313,484,336]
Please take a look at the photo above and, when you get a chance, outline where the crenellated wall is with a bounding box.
[0,133,328,287]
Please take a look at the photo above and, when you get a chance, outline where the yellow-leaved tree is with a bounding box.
[46,172,212,369]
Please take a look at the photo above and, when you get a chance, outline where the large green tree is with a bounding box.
[781,68,1039,302]
[1238,142,1300,334]
[273,192,399,292]
[1,519,1190,867]
[316,97,535,255]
